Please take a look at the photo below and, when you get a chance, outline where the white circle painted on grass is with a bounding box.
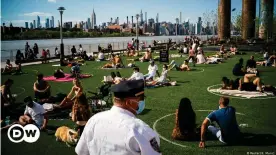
[153,110,246,148]
[207,84,276,100]
[14,87,26,96]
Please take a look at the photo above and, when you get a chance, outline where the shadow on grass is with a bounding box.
[207,133,276,147]
[139,108,151,115]
[177,81,190,84]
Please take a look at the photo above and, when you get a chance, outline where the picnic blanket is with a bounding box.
[209,88,274,98]
[44,73,91,82]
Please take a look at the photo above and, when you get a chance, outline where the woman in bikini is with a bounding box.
[55,78,83,109]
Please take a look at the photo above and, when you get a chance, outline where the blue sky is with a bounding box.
[0,0,271,27]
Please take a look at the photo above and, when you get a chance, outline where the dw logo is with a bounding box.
[7,124,40,143]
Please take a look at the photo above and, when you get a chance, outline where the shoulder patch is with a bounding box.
[150,138,161,153]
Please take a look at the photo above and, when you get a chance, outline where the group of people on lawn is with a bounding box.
[2,40,276,154]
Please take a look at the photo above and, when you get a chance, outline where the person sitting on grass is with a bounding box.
[139,50,152,62]
[246,56,257,69]
[199,97,241,148]
[114,54,124,68]
[168,60,190,71]
[221,77,240,90]
[128,67,144,81]
[71,93,91,136]
[180,60,191,71]
[16,96,48,130]
[53,68,65,79]
[102,54,124,68]
[230,45,238,55]
[33,73,51,100]
[144,60,160,81]
[98,50,105,61]
[256,55,276,67]
[147,64,176,86]
[102,54,115,68]
[1,79,14,106]
[2,59,13,74]
[55,78,83,109]
[71,64,81,78]
[232,58,245,76]
[220,44,226,54]
[172,98,197,140]
[196,50,206,64]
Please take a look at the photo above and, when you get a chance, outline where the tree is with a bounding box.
[202,10,217,35]
[233,11,242,34]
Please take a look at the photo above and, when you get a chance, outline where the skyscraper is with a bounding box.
[51,16,54,28]
[30,23,33,29]
[148,18,154,28]
[156,13,159,23]
[180,12,182,24]
[196,17,202,35]
[145,12,147,25]
[50,19,53,28]
[87,18,91,29]
[140,10,143,26]
[33,20,36,29]
[37,16,40,28]
[91,9,96,29]
[46,18,49,28]
[25,22,29,29]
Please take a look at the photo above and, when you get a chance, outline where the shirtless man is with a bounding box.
[139,50,152,62]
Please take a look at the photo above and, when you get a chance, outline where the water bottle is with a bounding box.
[5,116,10,125]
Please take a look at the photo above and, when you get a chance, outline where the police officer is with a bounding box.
[75,80,161,155]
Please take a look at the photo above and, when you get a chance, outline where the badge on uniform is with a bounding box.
[150,138,161,153]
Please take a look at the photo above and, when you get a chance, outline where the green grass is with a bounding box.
[1,51,276,155]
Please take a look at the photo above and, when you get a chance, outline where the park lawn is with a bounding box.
[1,51,276,155]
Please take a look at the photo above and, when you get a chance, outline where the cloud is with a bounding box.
[48,0,56,3]
[21,12,52,17]
[5,20,32,24]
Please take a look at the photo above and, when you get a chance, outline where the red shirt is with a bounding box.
[42,50,47,57]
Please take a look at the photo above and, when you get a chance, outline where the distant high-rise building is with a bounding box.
[25,22,29,29]
[176,18,179,24]
[180,12,182,24]
[156,13,159,23]
[148,18,154,28]
[46,18,49,28]
[33,20,36,29]
[50,19,53,28]
[117,17,119,25]
[91,8,96,29]
[196,17,202,35]
[30,23,34,29]
[140,10,143,26]
[154,23,160,36]
[87,18,91,29]
[145,12,147,25]
[37,16,40,28]
[51,16,54,27]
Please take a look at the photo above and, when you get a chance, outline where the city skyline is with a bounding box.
[2,0,266,27]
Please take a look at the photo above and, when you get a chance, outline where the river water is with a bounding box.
[1,35,211,61]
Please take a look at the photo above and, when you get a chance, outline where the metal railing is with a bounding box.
[1,38,186,62]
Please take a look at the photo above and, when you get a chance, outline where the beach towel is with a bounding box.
[44,73,91,82]
[209,88,274,98]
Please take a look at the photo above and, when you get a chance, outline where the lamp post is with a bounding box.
[231,8,236,42]
[136,14,139,50]
[58,7,65,65]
